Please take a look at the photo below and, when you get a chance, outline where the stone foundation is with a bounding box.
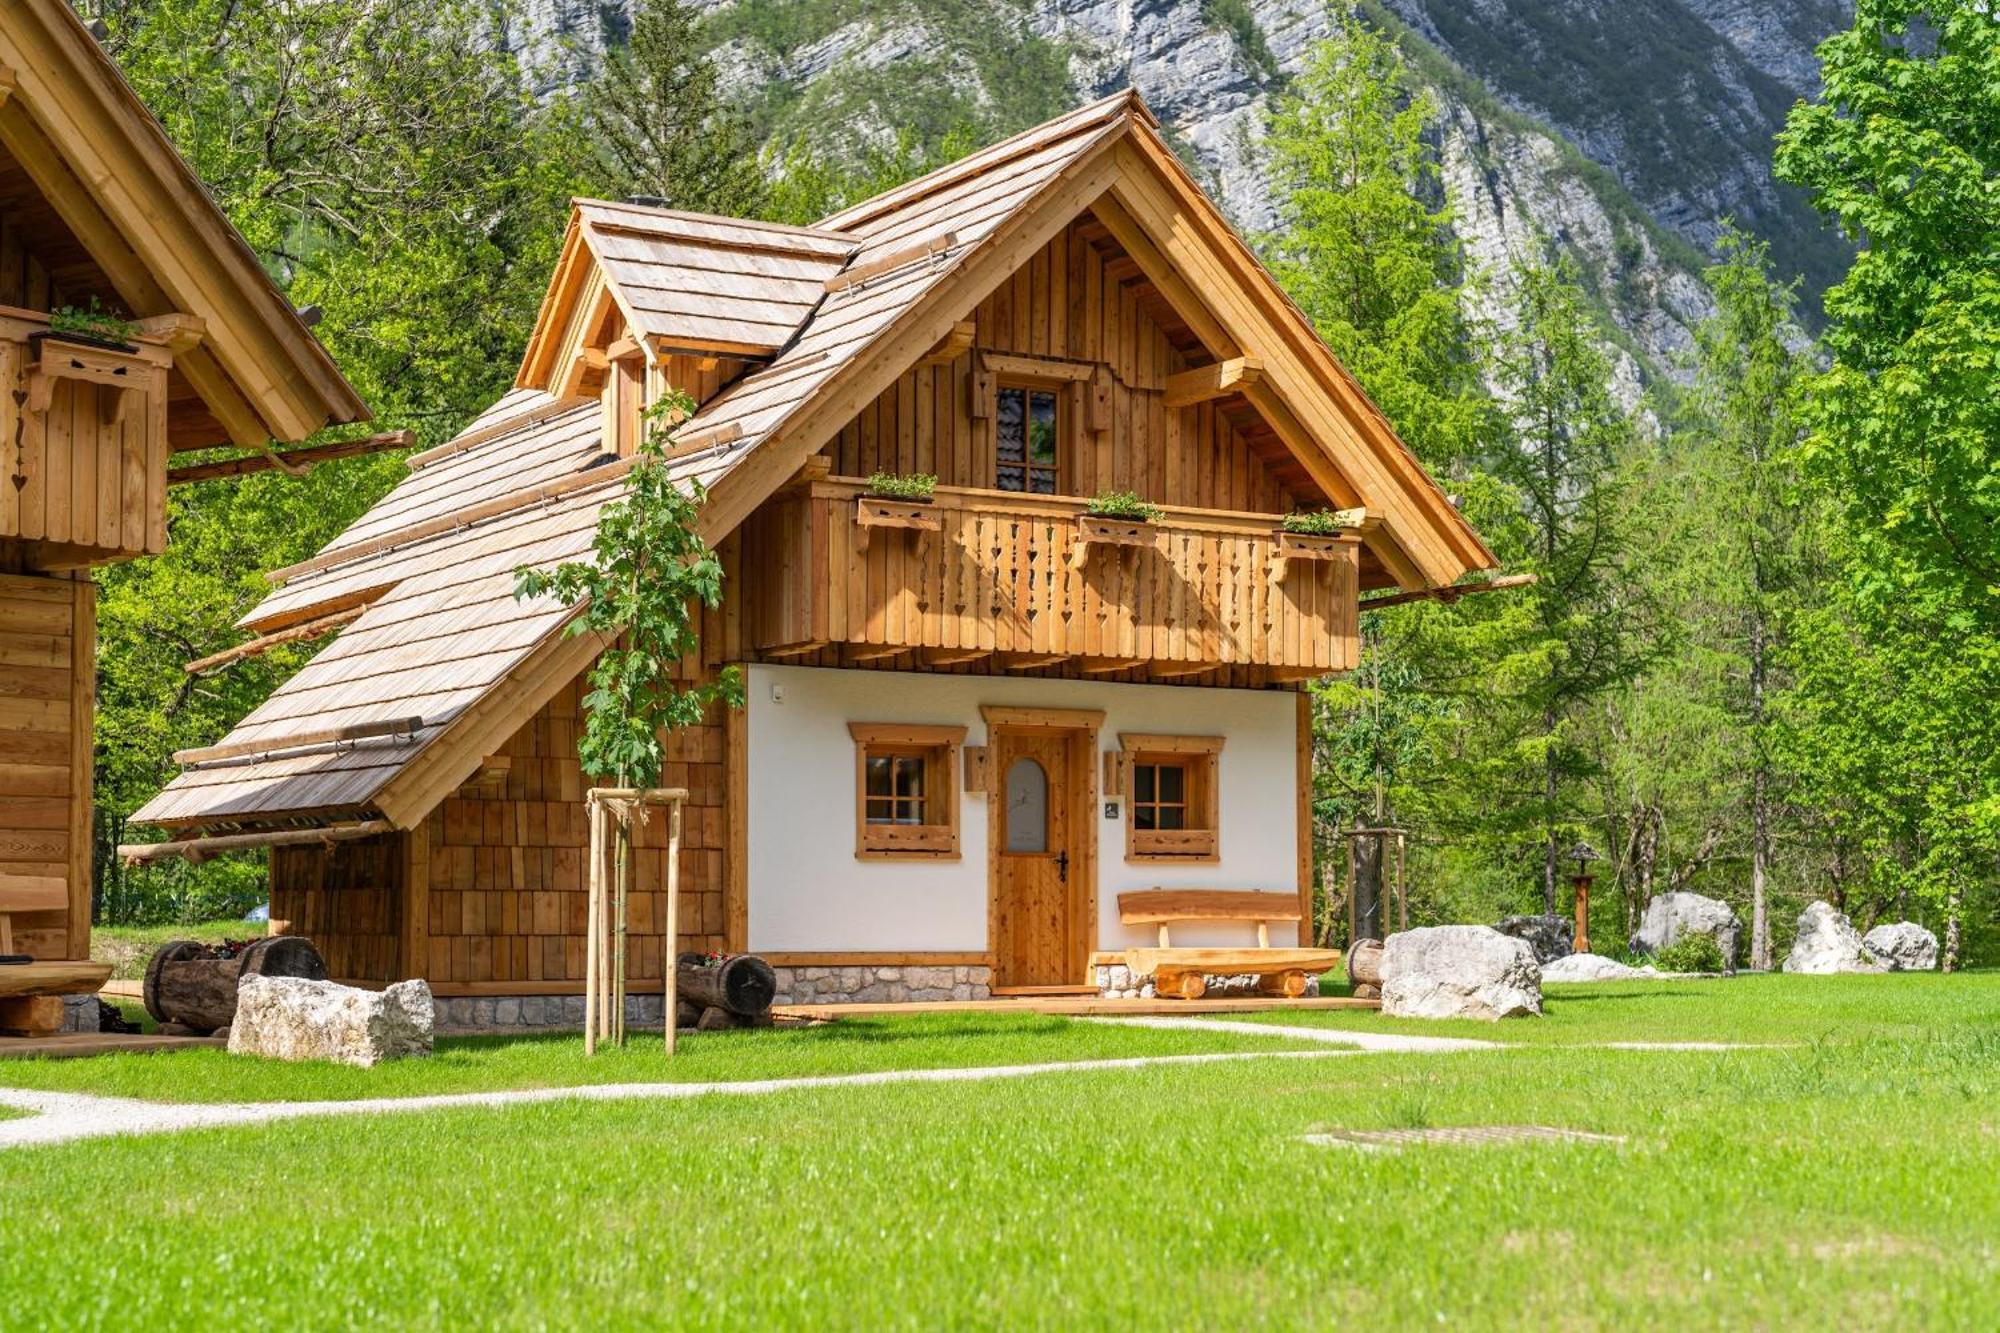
[1092,963,1320,1000]
[432,994,663,1033]
[770,965,991,1005]
[431,967,997,1029]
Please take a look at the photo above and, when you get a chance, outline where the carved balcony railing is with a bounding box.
[735,477,1359,679]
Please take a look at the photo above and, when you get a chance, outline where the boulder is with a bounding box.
[230,975,434,1067]
[1380,926,1542,1020]
[1629,892,1742,973]
[1782,901,1883,974]
[1541,953,1660,983]
[1494,914,1574,963]
[1861,921,1939,972]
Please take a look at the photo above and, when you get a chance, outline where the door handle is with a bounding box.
[1056,850,1069,882]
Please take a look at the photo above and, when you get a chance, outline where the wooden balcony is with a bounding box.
[735,477,1359,679]
[0,308,171,565]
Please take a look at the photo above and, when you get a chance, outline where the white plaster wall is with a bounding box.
[745,664,1299,953]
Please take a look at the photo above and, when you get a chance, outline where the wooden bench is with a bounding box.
[1119,889,1341,1000]
[0,874,111,1037]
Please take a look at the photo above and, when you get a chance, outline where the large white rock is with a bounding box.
[230,975,435,1067]
[1630,892,1743,972]
[1782,901,1883,974]
[1541,953,1661,983]
[1380,926,1542,1020]
[1862,921,1939,972]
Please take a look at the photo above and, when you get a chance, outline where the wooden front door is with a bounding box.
[990,727,1091,987]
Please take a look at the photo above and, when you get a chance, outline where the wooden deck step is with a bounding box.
[991,984,1099,997]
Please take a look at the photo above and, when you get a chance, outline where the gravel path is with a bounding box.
[0,1021,1787,1152]
[0,1047,1359,1151]
[1087,1016,1503,1052]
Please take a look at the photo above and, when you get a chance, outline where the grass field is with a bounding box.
[0,1011,1313,1102]
[2,976,1996,1327]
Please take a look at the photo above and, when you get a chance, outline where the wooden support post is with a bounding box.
[585,798,602,1055]
[664,800,682,1055]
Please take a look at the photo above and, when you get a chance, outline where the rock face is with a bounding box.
[1782,901,1882,974]
[500,0,1849,405]
[1861,922,1939,972]
[1380,926,1542,1020]
[1542,953,1660,983]
[1494,914,1574,963]
[230,976,435,1067]
[1630,892,1743,972]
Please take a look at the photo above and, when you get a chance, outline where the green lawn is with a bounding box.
[1248,970,2000,1045]
[90,920,258,981]
[2,980,1997,1325]
[0,1011,1314,1103]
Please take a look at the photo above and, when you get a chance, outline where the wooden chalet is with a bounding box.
[0,0,367,1030]
[132,93,1496,1009]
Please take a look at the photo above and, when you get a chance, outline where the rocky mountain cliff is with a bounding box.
[498,0,1849,395]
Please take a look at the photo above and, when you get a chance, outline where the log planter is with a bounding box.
[676,952,776,1015]
[675,952,776,1030]
[143,935,328,1034]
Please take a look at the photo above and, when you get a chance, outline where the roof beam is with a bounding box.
[119,820,394,866]
[183,603,368,675]
[168,430,415,485]
[1164,357,1263,408]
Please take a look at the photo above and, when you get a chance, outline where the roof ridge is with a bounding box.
[817,89,1151,235]
[571,196,857,245]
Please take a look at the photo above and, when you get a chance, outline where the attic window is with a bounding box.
[996,385,1059,494]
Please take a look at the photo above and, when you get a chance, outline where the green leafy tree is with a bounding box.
[513,393,743,787]
[1772,0,2000,967]
[1259,13,1519,938]
[81,0,579,919]
[1603,231,1817,961]
[573,0,765,217]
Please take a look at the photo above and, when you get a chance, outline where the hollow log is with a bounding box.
[675,953,776,1016]
[143,935,327,1033]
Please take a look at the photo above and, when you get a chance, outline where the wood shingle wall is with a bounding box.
[271,678,731,989]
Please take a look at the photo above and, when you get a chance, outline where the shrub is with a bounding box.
[1652,933,1726,973]
[1281,509,1355,536]
[1084,490,1163,522]
[864,471,938,501]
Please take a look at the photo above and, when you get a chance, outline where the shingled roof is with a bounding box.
[133,90,1494,833]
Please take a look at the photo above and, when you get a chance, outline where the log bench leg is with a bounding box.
[0,995,65,1037]
[1256,970,1310,999]
[1154,969,1207,1001]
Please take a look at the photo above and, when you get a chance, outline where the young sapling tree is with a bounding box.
[514,387,742,1043]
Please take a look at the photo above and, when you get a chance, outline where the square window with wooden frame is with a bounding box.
[995,383,1061,495]
[1117,734,1223,862]
[848,723,967,859]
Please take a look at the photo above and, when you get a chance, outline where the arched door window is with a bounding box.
[1003,757,1049,853]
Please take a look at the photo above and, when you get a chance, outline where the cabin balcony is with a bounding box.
[0,307,171,567]
[734,476,1359,681]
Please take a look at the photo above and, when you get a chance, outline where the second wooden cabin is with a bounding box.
[133,93,1498,1014]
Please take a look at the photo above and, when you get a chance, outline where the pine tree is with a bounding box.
[577,0,765,216]
[1681,231,1813,966]
[1489,256,1657,914]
